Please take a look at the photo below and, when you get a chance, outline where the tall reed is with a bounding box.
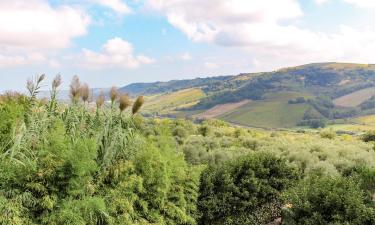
[132,96,144,115]
[70,75,81,104]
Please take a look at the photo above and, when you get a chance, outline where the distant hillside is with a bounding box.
[123,63,375,128]
[193,63,375,109]
[119,75,233,96]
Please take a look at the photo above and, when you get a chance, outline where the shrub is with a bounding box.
[283,175,375,225]
[197,152,300,225]
[320,129,336,139]
[0,96,26,150]
[362,131,375,142]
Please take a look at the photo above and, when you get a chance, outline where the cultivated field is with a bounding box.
[220,101,310,128]
[219,92,312,128]
[143,88,205,113]
[354,115,375,125]
[333,87,375,107]
[195,99,251,119]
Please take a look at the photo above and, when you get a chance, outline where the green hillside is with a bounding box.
[221,101,308,128]
[142,88,205,115]
[219,92,312,128]
[122,63,375,128]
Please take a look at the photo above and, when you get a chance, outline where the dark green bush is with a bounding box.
[0,96,26,150]
[197,152,299,225]
[283,175,375,225]
[362,131,375,142]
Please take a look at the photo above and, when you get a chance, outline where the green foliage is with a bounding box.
[197,152,299,225]
[0,96,26,150]
[362,131,375,142]
[0,81,199,225]
[283,175,375,225]
[320,129,336,139]
[2,73,375,224]
[288,97,306,104]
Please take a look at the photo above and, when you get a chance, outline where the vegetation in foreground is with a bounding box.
[0,75,374,224]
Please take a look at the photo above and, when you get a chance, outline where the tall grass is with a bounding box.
[0,75,200,225]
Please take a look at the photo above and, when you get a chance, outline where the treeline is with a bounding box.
[0,75,374,224]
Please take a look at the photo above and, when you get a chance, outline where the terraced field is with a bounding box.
[333,87,375,107]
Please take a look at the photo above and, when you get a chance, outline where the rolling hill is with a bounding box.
[117,63,375,128]
[118,63,375,128]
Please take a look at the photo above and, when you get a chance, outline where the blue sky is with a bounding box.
[1,0,375,91]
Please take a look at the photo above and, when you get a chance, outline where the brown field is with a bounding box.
[195,100,251,119]
[333,87,375,107]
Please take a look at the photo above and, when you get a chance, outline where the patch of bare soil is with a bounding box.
[196,99,251,119]
[333,87,375,107]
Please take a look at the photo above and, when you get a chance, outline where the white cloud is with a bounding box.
[181,53,192,60]
[146,0,375,66]
[146,0,303,43]
[0,53,42,67]
[90,0,131,14]
[80,37,155,69]
[315,0,329,5]
[204,62,218,69]
[344,0,375,8]
[0,0,90,67]
[318,0,375,8]
[0,0,90,50]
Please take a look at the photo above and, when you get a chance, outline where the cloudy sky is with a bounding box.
[1,0,375,91]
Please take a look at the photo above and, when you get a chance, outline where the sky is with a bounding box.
[1,0,375,91]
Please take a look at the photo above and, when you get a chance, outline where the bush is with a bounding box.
[297,119,326,128]
[0,96,26,149]
[197,152,299,225]
[320,129,336,139]
[288,97,306,104]
[362,131,375,142]
[342,166,375,204]
[283,175,375,225]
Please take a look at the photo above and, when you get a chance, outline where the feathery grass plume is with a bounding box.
[80,83,90,103]
[49,74,62,115]
[132,96,144,115]
[70,75,81,104]
[52,74,62,90]
[96,91,105,108]
[89,89,94,103]
[118,94,131,113]
[26,74,45,107]
[26,80,35,95]
[109,86,118,105]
